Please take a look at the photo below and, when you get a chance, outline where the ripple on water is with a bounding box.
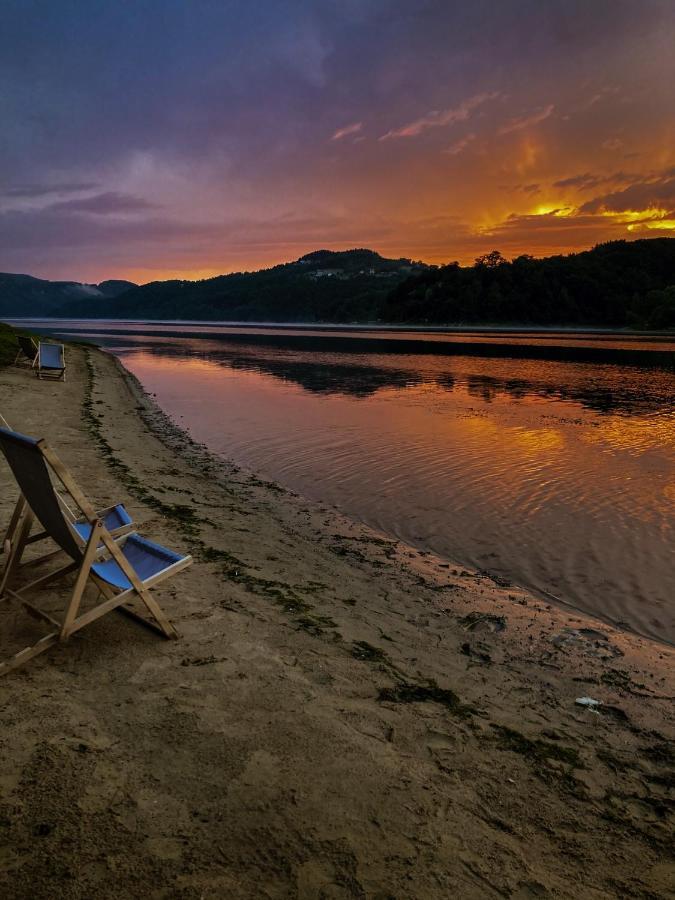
[20,322,675,644]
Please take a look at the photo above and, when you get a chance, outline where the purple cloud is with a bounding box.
[2,181,99,198]
[498,104,554,135]
[380,92,499,140]
[331,122,363,141]
[46,192,158,215]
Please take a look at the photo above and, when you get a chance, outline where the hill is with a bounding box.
[383,238,675,329]
[0,239,674,327]
[0,273,136,317]
[58,249,425,321]
[97,279,137,298]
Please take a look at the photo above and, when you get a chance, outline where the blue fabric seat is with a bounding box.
[72,503,133,541]
[92,534,187,591]
[37,342,65,381]
[39,343,64,369]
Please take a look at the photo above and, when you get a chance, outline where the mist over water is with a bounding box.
[22,321,675,644]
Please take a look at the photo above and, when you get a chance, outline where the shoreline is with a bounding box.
[0,344,673,898]
[111,346,673,651]
[10,319,675,371]
[5,316,675,340]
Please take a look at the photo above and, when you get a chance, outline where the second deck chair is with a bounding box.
[0,427,192,675]
[0,412,133,556]
[14,335,39,368]
[37,342,66,381]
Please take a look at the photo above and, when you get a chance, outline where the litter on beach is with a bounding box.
[575,697,603,709]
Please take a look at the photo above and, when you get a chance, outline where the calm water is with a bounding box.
[16,321,675,644]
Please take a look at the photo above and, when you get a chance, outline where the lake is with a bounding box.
[15,321,675,645]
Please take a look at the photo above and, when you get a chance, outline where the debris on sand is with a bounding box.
[460,612,507,633]
[551,627,623,659]
[575,696,602,710]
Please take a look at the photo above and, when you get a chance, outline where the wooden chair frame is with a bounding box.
[0,439,191,676]
[13,336,39,369]
[0,414,133,557]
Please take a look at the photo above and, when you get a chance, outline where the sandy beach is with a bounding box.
[0,344,673,899]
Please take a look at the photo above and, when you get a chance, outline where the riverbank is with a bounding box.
[0,345,673,898]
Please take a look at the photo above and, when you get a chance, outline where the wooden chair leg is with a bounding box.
[0,632,61,677]
[137,587,179,639]
[97,530,179,639]
[0,506,33,598]
[2,496,27,557]
[60,523,102,639]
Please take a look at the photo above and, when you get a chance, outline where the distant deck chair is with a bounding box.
[0,427,192,675]
[0,412,134,556]
[14,335,39,368]
[37,342,66,381]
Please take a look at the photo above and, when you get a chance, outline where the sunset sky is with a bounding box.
[1,0,674,284]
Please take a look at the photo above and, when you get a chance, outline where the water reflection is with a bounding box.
[13,321,675,643]
[98,333,675,417]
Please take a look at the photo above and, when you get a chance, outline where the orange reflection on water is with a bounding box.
[582,414,675,456]
[107,340,675,644]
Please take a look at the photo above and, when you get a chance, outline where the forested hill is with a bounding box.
[383,238,675,329]
[0,273,136,316]
[59,249,426,322]
[1,239,674,327]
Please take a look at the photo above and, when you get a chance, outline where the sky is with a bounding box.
[1,0,674,284]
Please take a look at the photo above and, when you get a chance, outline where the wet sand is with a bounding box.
[0,345,673,899]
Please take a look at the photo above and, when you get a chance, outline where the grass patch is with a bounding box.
[0,322,40,368]
[351,641,389,663]
[378,680,473,718]
[294,614,337,636]
[600,668,646,691]
[491,724,580,767]
[0,323,19,367]
[195,544,243,567]
[643,742,675,765]
[597,749,632,773]
[0,323,67,369]
[81,350,206,538]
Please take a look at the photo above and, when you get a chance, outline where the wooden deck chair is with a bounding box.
[14,335,39,368]
[36,342,66,381]
[0,427,191,675]
[0,412,134,556]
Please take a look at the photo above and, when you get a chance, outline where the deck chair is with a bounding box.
[0,427,192,675]
[37,342,66,381]
[14,335,39,368]
[0,412,134,556]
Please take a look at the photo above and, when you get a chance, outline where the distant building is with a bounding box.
[308,268,344,279]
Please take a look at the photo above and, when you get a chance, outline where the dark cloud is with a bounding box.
[0,209,217,251]
[3,182,99,198]
[553,173,605,190]
[552,171,638,191]
[580,174,675,213]
[46,192,158,215]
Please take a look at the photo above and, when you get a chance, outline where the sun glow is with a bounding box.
[642,219,675,230]
[597,207,675,233]
[532,204,573,217]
